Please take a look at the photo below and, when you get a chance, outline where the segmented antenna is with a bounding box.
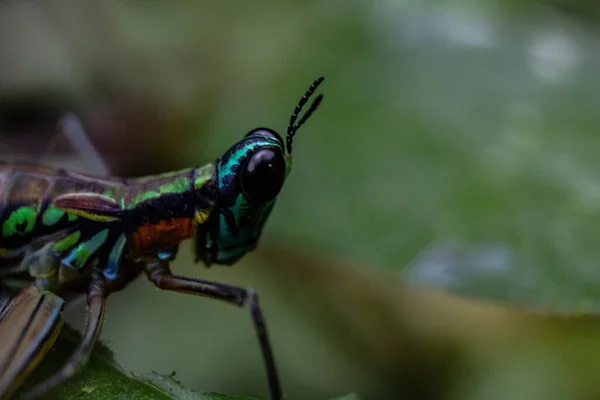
[286,76,325,153]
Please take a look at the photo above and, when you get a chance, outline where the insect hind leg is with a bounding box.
[0,287,65,399]
[19,278,107,400]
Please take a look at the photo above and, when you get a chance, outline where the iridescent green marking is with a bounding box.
[104,233,126,279]
[214,133,289,264]
[129,176,191,208]
[130,191,160,207]
[52,231,81,253]
[220,193,274,246]
[194,163,215,189]
[62,209,116,223]
[218,139,279,186]
[68,213,78,222]
[61,229,109,269]
[42,205,65,226]
[229,193,252,228]
[2,206,37,237]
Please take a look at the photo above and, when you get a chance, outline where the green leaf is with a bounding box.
[20,325,255,400]
[20,323,359,399]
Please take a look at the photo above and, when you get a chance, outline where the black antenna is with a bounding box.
[286,76,325,153]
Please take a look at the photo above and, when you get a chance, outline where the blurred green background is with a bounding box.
[4,0,600,399]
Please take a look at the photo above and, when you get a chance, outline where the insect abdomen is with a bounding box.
[0,162,124,261]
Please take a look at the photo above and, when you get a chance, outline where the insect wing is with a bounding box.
[0,286,65,399]
[1,110,111,176]
[58,113,110,176]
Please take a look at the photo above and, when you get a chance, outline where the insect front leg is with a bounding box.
[145,260,282,400]
[20,277,108,400]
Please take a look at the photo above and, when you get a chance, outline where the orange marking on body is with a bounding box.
[128,217,195,255]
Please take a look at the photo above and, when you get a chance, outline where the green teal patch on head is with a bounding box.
[216,193,276,263]
[3,206,37,237]
[217,134,283,188]
[194,77,325,266]
[210,129,287,264]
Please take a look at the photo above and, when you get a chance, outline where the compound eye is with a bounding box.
[244,128,282,143]
[239,148,286,205]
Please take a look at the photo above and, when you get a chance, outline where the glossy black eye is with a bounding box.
[239,148,286,205]
[244,128,283,144]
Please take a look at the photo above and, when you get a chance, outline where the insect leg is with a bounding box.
[145,261,282,400]
[0,287,64,400]
[20,279,107,400]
